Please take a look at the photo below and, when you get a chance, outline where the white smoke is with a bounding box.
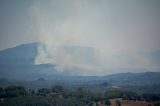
[30,0,160,75]
[31,0,105,73]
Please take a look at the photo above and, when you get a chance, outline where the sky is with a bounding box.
[0,0,160,75]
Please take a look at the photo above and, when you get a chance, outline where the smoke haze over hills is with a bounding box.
[0,0,160,75]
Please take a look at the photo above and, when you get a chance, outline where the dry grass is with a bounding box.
[92,99,153,106]
[110,99,153,106]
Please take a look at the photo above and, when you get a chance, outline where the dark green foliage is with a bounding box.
[1,86,28,98]
[96,102,99,106]
[0,85,159,106]
[104,98,111,105]
[65,97,79,106]
[37,88,51,96]
[88,102,94,106]
[0,87,5,98]
[104,90,138,100]
[154,101,160,106]
[51,85,65,93]
[0,96,50,106]
[142,93,160,102]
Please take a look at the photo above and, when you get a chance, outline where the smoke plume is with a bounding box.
[30,0,160,75]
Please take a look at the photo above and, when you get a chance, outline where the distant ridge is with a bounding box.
[0,42,159,86]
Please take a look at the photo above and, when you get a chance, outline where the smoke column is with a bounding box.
[30,0,160,75]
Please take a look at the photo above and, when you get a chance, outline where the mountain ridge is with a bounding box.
[0,43,159,85]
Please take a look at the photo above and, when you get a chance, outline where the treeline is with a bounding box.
[0,85,160,106]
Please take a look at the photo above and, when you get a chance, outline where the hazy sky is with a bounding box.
[0,0,160,75]
[0,0,159,50]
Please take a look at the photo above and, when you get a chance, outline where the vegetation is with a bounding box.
[0,85,159,106]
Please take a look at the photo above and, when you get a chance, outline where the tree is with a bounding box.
[37,88,51,96]
[5,86,28,98]
[0,87,6,98]
[105,98,111,106]
[52,85,65,93]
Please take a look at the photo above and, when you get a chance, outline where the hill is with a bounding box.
[0,43,160,88]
